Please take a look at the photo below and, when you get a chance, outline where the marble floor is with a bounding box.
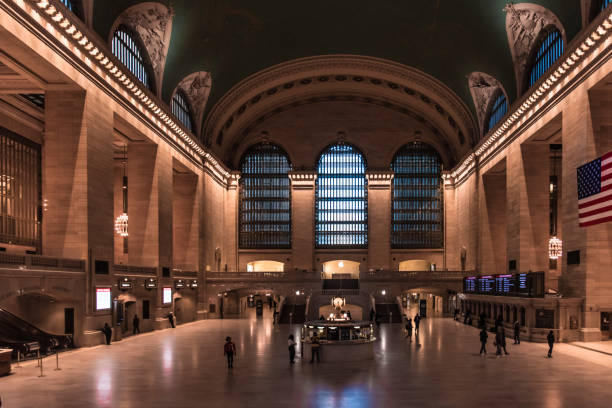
[1,311,612,408]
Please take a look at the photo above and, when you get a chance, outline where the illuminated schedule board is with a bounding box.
[495,274,514,294]
[464,277,477,293]
[478,276,495,294]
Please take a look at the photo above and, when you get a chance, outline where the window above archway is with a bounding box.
[171,91,194,133]
[528,29,564,89]
[484,91,508,134]
[315,143,367,248]
[111,26,153,91]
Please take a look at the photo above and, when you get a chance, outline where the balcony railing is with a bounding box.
[0,253,85,272]
[205,270,472,282]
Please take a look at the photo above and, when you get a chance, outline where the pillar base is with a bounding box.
[579,328,602,342]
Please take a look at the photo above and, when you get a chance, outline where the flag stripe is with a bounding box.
[579,208,612,223]
[579,203,612,218]
[578,187,612,208]
[580,214,612,227]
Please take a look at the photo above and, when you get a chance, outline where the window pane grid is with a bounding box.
[112,28,151,89]
[0,127,41,248]
[602,0,612,11]
[529,30,564,88]
[391,142,443,249]
[485,92,508,133]
[171,92,194,132]
[316,144,367,248]
[239,144,291,249]
[60,0,73,11]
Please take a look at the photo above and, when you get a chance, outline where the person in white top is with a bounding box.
[288,334,296,364]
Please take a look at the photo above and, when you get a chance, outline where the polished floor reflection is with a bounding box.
[1,310,612,408]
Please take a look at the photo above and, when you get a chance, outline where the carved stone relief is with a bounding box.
[467,72,507,138]
[111,2,174,97]
[174,71,212,137]
[504,3,565,95]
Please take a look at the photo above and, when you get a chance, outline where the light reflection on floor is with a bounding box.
[2,314,612,408]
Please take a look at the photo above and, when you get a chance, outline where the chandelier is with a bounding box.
[548,236,562,260]
[115,145,128,237]
[115,213,128,237]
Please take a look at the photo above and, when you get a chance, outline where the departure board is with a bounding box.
[495,274,514,294]
[517,273,528,293]
[464,277,477,293]
[478,276,495,293]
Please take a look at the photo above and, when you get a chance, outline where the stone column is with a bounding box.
[479,172,507,274]
[289,171,317,272]
[43,90,114,345]
[560,89,612,340]
[223,172,239,272]
[366,171,393,270]
[173,172,199,271]
[505,143,549,273]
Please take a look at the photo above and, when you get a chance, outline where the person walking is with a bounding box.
[513,321,520,344]
[414,314,421,332]
[288,334,296,364]
[500,326,509,355]
[310,332,320,363]
[224,336,236,368]
[370,308,375,322]
[133,314,140,334]
[102,323,112,345]
[168,312,175,328]
[405,318,413,341]
[453,308,459,321]
[479,326,488,355]
[547,330,555,358]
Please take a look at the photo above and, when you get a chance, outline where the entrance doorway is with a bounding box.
[64,308,74,335]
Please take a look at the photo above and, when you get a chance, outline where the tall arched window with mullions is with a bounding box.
[239,143,292,249]
[315,143,367,248]
[111,26,154,91]
[484,90,508,134]
[391,142,443,249]
[171,91,194,133]
[527,28,564,90]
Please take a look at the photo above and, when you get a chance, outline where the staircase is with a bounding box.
[279,304,306,324]
[375,303,402,323]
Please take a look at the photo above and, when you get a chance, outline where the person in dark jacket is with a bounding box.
[224,336,236,368]
[547,331,555,358]
[133,314,140,334]
[414,314,421,332]
[370,308,375,322]
[479,327,488,355]
[405,318,413,340]
[288,334,296,364]
[495,325,509,355]
[168,312,175,328]
[310,332,320,363]
[513,321,520,344]
[102,323,112,345]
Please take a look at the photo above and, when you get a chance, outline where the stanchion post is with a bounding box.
[54,350,61,371]
[289,312,293,326]
[36,349,40,367]
[390,311,393,324]
[38,355,44,378]
[16,351,21,368]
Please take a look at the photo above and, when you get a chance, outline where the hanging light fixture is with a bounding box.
[548,236,562,260]
[115,145,128,237]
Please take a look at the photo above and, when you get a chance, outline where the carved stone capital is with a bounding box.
[366,171,394,190]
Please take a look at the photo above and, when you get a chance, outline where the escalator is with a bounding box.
[0,308,72,355]
[279,304,306,324]
[375,304,402,323]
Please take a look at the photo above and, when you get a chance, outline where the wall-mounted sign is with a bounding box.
[118,279,132,290]
[190,280,198,289]
[145,279,157,289]
[175,280,186,289]
[96,287,111,310]
[163,287,172,304]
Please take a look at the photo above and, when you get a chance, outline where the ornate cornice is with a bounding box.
[448,9,612,187]
[366,171,394,190]
[205,55,479,162]
[288,170,317,190]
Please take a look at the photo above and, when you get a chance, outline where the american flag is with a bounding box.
[578,151,612,227]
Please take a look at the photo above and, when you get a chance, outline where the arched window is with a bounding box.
[528,28,564,89]
[171,91,194,132]
[239,143,291,249]
[601,0,612,11]
[111,26,153,90]
[484,91,508,134]
[315,144,367,248]
[391,142,443,249]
